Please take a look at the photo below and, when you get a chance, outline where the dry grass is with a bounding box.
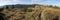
[1,6,60,20]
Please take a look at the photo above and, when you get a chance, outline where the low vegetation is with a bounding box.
[0,4,60,20]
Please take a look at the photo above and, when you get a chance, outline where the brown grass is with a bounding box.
[1,6,60,20]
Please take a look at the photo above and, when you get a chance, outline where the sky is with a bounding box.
[0,0,60,6]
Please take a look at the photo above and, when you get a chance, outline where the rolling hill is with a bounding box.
[0,4,60,20]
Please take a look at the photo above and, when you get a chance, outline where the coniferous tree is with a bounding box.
[0,7,4,12]
[6,6,8,9]
[12,5,14,9]
[49,5,53,7]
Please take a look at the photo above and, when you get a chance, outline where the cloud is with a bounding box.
[32,0,41,3]
[12,0,21,3]
[0,3,7,6]
[11,0,31,4]
[0,0,60,6]
[0,0,21,6]
[32,0,38,2]
[0,0,32,6]
[32,0,44,4]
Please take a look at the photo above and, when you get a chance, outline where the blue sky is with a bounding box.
[0,0,60,6]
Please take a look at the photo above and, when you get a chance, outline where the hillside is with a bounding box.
[0,5,60,20]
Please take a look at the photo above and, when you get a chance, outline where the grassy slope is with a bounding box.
[41,6,60,20]
[1,6,60,20]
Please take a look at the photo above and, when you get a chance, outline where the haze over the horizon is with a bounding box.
[0,0,60,6]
